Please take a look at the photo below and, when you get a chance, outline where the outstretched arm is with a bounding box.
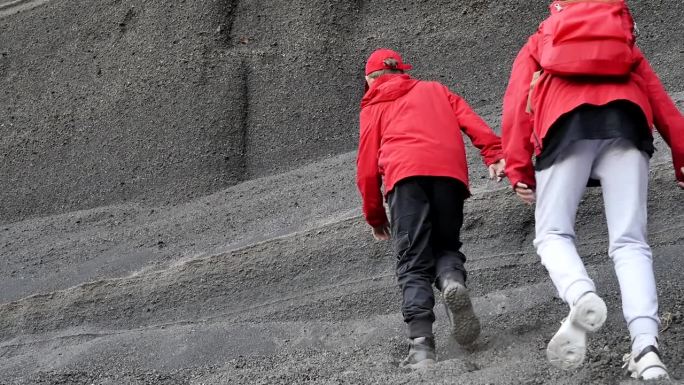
[633,47,684,185]
[501,36,540,192]
[447,92,504,169]
[357,107,389,233]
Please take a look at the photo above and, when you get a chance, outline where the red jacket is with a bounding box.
[502,31,684,189]
[357,74,503,227]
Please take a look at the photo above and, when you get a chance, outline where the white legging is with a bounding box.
[534,138,660,341]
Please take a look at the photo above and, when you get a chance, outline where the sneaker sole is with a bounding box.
[627,351,669,380]
[634,367,669,381]
[443,283,481,345]
[547,293,607,370]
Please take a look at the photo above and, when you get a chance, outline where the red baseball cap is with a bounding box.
[364,48,413,76]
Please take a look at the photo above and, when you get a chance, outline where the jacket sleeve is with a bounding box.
[501,36,540,189]
[357,106,389,227]
[447,91,503,167]
[633,47,684,182]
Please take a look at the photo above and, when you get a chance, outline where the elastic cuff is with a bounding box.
[407,319,433,339]
[565,280,596,306]
[628,317,660,342]
[631,334,658,355]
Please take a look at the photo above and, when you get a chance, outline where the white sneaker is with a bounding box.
[623,345,669,381]
[546,292,607,370]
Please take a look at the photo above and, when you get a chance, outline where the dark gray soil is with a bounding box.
[0,0,683,384]
[0,155,682,385]
[1,0,682,222]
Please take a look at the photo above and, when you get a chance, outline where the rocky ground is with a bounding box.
[0,129,682,384]
[0,0,682,384]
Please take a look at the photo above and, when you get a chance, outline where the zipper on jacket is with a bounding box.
[532,131,543,153]
[526,70,543,114]
[525,70,544,153]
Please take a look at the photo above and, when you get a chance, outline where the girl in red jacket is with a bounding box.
[502,1,682,380]
[357,48,505,369]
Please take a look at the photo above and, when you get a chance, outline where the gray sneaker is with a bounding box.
[400,336,436,369]
[442,280,481,345]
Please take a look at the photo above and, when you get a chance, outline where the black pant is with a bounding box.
[388,176,468,338]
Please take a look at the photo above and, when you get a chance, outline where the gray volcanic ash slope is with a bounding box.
[0,0,683,384]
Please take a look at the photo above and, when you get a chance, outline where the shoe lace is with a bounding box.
[621,352,633,369]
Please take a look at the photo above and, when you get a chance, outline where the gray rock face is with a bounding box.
[0,0,246,222]
[1,0,682,223]
[0,1,682,384]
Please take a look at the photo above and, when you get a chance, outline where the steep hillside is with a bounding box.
[0,157,682,385]
[0,0,682,384]
[1,0,682,222]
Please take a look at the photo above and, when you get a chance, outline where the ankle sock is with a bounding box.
[632,334,658,356]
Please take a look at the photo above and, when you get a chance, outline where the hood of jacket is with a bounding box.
[361,74,420,109]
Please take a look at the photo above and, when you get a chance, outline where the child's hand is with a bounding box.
[514,182,535,205]
[679,167,684,189]
[488,159,506,182]
[372,224,391,241]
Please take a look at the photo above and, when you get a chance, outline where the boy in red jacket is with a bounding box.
[357,48,505,369]
[502,1,683,380]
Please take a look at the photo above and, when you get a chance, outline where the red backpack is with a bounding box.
[539,0,636,77]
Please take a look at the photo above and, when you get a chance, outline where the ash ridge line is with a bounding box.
[0,172,681,309]
[0,0,49,18]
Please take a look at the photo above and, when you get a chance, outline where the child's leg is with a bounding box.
[593,138,667,380]
[537,140,608,370]
[428,178,480,345]
[429,178,467,286]
[591,138,660,350]
[534,140,597,305]
[388,178,436,339]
